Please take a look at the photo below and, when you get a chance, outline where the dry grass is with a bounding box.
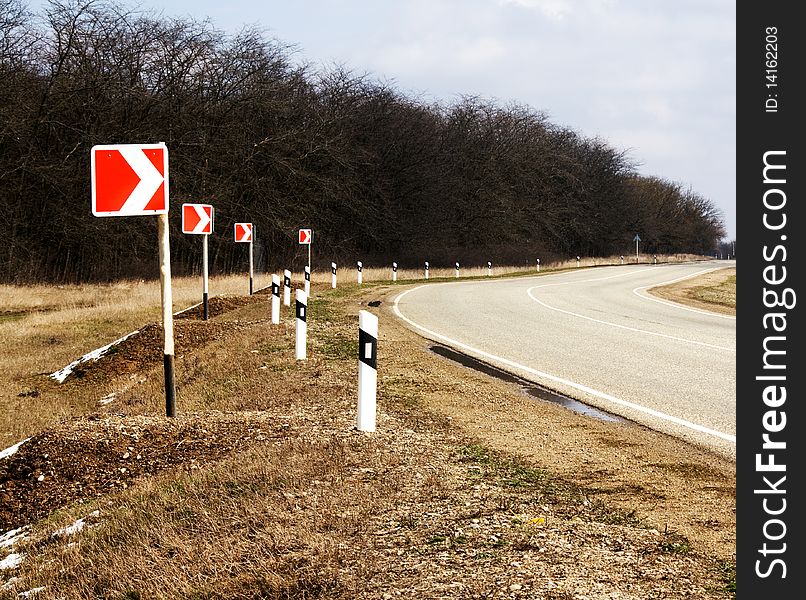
[0,255,735,599]
[648,267,736,315]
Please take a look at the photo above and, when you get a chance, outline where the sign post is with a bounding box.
[634,234,641,263]
[181,203,214,320]
[91,142,176,417]
[392,262,397,282]
[304,265,311,295]
[235,223,254,294]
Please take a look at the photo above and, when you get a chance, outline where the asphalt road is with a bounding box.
[393,261,737,459]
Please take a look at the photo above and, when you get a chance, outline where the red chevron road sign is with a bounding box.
[91,144,168,216]
[182,203,214,234]
[235,223,253,242]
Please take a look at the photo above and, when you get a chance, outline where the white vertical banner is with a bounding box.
[283,269,291,306]
[304,265,311,295]
[295,289,307,360]
[357,310,378,432]
[392,262,397,282]
[271,274,280,324]
[357,261,363,285]
[331,262,337,289]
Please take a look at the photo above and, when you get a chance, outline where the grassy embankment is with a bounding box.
[0,256,736,599]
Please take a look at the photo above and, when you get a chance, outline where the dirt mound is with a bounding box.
[0,412,286,532]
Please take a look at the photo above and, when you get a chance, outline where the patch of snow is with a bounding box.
[0,439,30,461]
[18,587,46,598]
[53,511,100,538]
[0,553,23,570]
[0,527,29,549]
[49,330,139,383]
[98,392,117,406]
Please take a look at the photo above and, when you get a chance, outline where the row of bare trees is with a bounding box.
[0,0,726,283]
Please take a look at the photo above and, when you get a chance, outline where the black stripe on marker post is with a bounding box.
[358,328,377,369]
[284,274,291,287]
[272,281,280,297]
[164,354,176,417]
[296,298,307,322]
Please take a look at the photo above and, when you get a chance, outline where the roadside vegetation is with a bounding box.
[648,267,736,315]
[1,259,736,598]
[1,0,726,284]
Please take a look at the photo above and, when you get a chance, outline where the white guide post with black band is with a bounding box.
[295,288,307,360]
[424,261,429,279]
[620,255,624,265]
[455,262,460,278]
[304,265,311,295]
[283,269,291,306]
[357,261,363,285]
[271,274,280,324]
[357,310,378,432]
[537,258,540,272]
[331,262,337,289]
[576,256,580,268]
[158,213,177,417]
[392,262,397,282]
[487,261,492,277]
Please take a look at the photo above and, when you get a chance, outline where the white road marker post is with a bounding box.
[357,260,363,285]
[620,255,624,265]
[455,262,460,278]
[331,262,337,289]
[283,269,291,306]
[537,258,540,272]
[271,274,280,324]
[576,256,580,268]
[295,288,307,360]
[392,262,397,282]
[357,310,378,432]
[487,261,492,277]
[424,261,429,279]
[158,213,177,417]
[304,265,311,295]
[653,255,657,265]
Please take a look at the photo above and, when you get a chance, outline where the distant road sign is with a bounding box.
[299,228,312,244]
[235,223,253,243]
[182,204,213,235]
[633,234,642,242]
[91,144,168,216]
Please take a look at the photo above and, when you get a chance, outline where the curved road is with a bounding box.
[393,262,736,459]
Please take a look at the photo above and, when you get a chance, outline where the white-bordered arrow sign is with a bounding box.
[91,144,168,216]
[235,223,253,242]
[182,203,214,234]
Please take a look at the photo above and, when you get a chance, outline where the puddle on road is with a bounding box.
[429,344,625,423]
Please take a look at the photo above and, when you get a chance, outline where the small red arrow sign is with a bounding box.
[235,223,253,243]
[299,228,312,244]
[91,144,168,216]
[182,204,213,234]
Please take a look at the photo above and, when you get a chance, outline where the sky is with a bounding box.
[30,0,737,240]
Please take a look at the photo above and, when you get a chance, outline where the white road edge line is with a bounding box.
[393,285,736,444]
[632,268,737,320]
[526,278,735,353]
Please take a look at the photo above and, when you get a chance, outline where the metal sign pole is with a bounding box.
[202,233,209,320]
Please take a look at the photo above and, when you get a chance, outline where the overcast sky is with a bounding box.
[34,0,737,239]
